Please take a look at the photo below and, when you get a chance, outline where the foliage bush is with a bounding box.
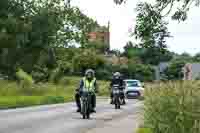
[49,68,63,83]
[16,68,34,95]
[125,63,154,81]
[31,66,50,82]
[107,63,154,81]
[164,60,186,80]
[144,81,200,133]
[97,80,110,96]
[16,69,34,83]
[96,69,112,80]
[72,49,106,73]
[31,71,47,82]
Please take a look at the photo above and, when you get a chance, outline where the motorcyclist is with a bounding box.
[110,72,125,104]
[75,69,98,113]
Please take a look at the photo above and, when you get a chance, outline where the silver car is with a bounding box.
[123,79,144,98]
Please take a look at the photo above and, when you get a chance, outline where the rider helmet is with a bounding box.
[113,72,121,79]
[85,69,95,79]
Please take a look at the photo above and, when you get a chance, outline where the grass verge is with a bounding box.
[0,76,110,109]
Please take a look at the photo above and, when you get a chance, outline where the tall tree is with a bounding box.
[114,0,200,64]
[134,2,170,49]
[123,41,142,60]
[114,0,200,21]
[114,1,173,64]
[0,0,98,78]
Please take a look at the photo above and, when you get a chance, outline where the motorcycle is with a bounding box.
[80,91,93,119]
[112,84,124,109]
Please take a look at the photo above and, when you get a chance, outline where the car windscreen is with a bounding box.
[126,81,141,87]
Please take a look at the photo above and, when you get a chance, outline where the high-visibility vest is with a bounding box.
[83,77,96,92]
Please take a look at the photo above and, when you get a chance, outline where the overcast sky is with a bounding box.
[71,0,200,55]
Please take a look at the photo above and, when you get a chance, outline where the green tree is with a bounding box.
[140,48,173,65]
[193,52,200,62]
[72,49,106,74]
[55,47,78,74]
[85,41,109,54]
[178,52,193,61]
[0,0,98,79]
[115,1,175,65]
[127,62,155,81]
[114,0,199,61]
[114,0,200,21]
[123,41,142,58]
[134,2,170,49]
[164,59,186,80]
[123,41,173,65]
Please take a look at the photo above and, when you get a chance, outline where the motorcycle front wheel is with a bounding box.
[114,97,120,109]
[87,112,90,119]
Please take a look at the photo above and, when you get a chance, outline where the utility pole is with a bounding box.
[107,21,110,53]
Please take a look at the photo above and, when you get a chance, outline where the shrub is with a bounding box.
[72,49,106,73]
[98,80,110,96]
[31,70,48,82]
[16,68,34,95]
[164,60,186,80]
[49,68,63,83]
[96,69,112,80]
[144,81,200,133]
[126,63,154,81]
[16,69,34,83]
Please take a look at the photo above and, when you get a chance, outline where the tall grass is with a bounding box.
[144,81,200,133]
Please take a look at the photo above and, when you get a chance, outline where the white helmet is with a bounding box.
[113,72,121,79]
[85,69,95,77]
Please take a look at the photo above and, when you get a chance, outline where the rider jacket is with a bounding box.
[110,78,124,90]
[78,77,98,93]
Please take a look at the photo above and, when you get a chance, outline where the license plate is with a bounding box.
[113,90,119,94]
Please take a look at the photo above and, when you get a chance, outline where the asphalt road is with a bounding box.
[0,99,142,133]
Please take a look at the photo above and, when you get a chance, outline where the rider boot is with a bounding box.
[91,94,96,113]
[121,92,126,105]
[75,92,81,112]
[110,92,114,104]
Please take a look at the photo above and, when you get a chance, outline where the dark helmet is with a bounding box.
[85,69,95,79]
[113,72,121,79]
